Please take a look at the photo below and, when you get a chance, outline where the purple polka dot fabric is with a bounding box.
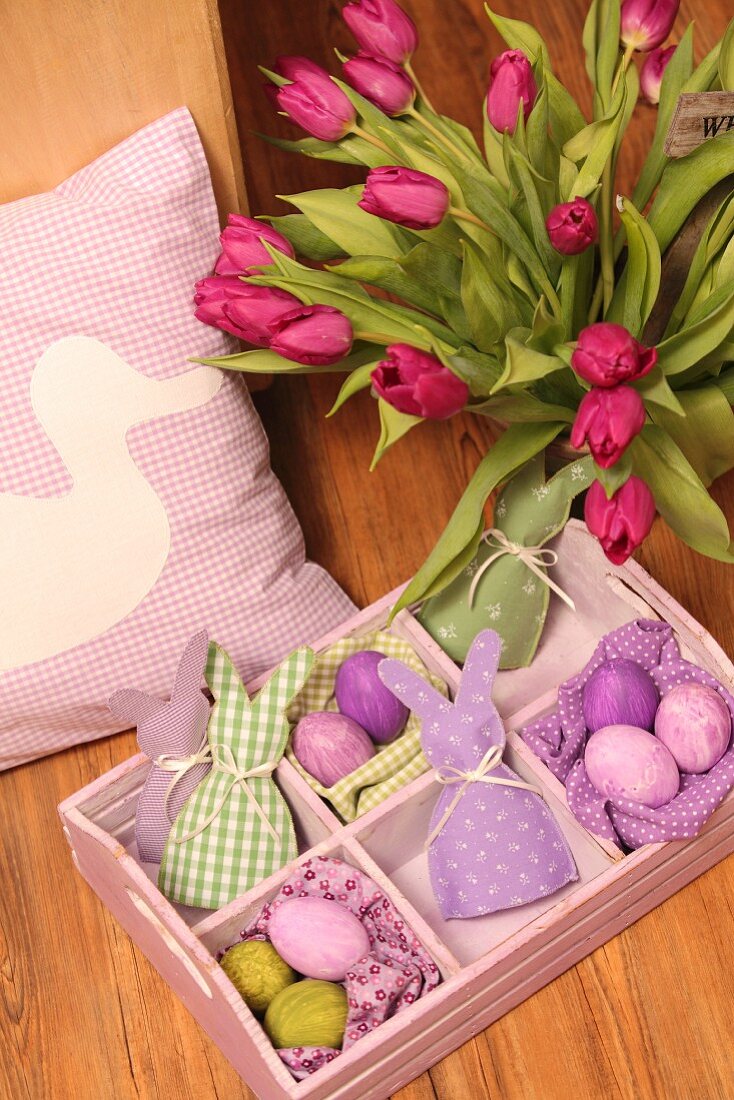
[520,620,734,850]
[222,856,439,1080]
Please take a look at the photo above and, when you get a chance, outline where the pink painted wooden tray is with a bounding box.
[58,519,734,1100]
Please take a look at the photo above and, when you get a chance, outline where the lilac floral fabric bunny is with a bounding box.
[379,630,577,918]
[109,630,211,862]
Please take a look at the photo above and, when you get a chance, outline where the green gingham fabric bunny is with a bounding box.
[159,642,313,909]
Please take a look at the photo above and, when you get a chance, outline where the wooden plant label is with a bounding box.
[665,91,734,157]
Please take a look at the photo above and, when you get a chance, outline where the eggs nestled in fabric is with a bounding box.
[582,658,659,733]
[219,939,296,1016]
[584,724,680,808]
[655,682,732,774]
[268,896,371,981]
[334,649,409,743]
[264,979,349,1050]
[291,711,375,786]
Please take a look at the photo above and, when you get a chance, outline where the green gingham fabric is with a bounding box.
[285,630,448,822]
[159,643,313,909]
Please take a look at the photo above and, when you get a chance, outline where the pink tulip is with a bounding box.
[343,53,415,116]
[268,304,354,365]
[214,215,295,277]
[342,0,418,65]
[486,50,537,135]
[358,165,450,229]
[621,0,679,52]
[585,476,656,564]
[274,56,356,141]
[570,386,646,468]
[199,283,300,345]
[640,44,676,104]
[546,197,599,256]
[371,344,469,419]
[572,323,657,387]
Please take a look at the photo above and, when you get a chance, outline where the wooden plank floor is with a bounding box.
[2,1,734,1097]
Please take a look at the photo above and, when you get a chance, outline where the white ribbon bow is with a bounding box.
[468,528,576,612]
[161,743,280,846]
[156,734,213,820]
[425,743,543,849]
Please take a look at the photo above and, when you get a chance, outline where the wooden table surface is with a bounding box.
[2,1,734,1097]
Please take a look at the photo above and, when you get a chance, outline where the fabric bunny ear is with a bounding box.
[108,687,167,730]
[454,630,502,710]
[378,660,449,724]
[171,629,209,703]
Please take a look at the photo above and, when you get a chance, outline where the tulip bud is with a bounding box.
[640,44,676,104]
[584,476,656,564]
[620,0,679,53]
[572,323,657,387]
[343,53,415,116]
[214,215,295,277]
[194,281,301,346]
[371,344,469,419]
[268,304,354,365]
[274,56,356,141]
[358,165,449,230]
[486,50,537,135]
[546,197,599,256]
[570,386,646,468]
[342,0,418,65]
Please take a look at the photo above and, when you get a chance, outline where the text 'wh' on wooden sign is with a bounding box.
[665,91,734,157]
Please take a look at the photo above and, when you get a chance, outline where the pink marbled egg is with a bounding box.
[655,683,732,774]
[268,896,370,981]
[584,724,680,808]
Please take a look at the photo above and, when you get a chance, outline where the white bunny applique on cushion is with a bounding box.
[379,630,578,918]
[0,336,221,670]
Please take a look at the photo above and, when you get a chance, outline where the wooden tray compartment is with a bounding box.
[58,521,734,1100]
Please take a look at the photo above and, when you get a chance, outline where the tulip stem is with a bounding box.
[352,124,395,158]
[404,61,437,114]
[449,206,495,235]
[406,107,469,162]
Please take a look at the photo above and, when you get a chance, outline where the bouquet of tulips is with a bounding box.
[195,0,734,622]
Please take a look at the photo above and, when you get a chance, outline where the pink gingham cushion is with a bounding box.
[0,108,354,769]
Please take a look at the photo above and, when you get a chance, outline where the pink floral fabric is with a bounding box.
[520,620,734,849]
[0,108,354,768]
[225,855,440,1079]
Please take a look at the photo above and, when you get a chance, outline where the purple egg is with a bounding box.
[582,658,659,733]
[655,682,731,774]
[334,650,409,744]
[268,896,371,981]
[291,711,375,787]
[585,724,680,808]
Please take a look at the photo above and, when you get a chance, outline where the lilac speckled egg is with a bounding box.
[654,683,732,774]
[582,659,659,732]
[584,724,680,808]
[335,650,409,743]
[291,711,375,787]
[268,896,370,981]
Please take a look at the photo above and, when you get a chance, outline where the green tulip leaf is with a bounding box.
[582,0,621,117]
[327,362,378,417]
[256,131,365,167]
[263,214,346,262]
[656,280,734,375]
[562,80,627,200]
[330,254,450,320]
[650,384,734,486]
[646,131,734,254]
[191,343,379,375]
[630,425,734,562]
[595,453,632,498]
[492,332,566,393]
[371,400,423,469]
[444,346,503,398]
[460,238,517,352]
[634,367,685,416]
[390,420,567,620]
[663,192,734,337]
[719,17,734,90]
[607,196,662,336]
[279,188,405,260]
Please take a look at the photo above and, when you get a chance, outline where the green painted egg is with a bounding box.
[220,940,296,1017]
[264,979,348,1049]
